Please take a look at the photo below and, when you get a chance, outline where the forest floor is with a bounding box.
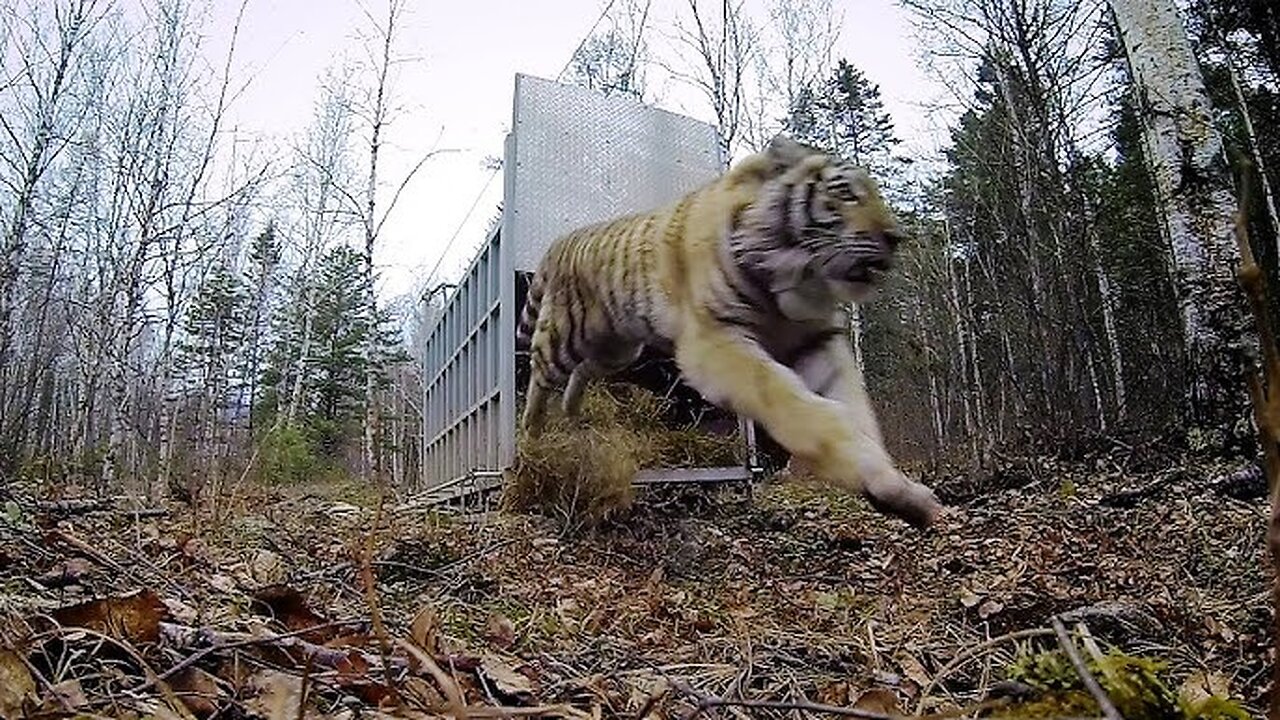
[0,445,1271,719]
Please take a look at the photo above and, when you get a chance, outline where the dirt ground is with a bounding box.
[0,447,1271,718]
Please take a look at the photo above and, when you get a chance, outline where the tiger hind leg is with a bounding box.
[521,332,568,438]
[562,343,645,418]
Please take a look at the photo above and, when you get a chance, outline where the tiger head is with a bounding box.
[734,134,907,319]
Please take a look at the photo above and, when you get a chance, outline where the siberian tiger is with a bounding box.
[514,134,942,529]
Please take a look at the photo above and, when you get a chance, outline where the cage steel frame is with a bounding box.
[420,73,761,495]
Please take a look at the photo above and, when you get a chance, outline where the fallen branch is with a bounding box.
[140,621,363,693]
[36,498,169,518]
[1097,475,1171,508]
[359,499,397,695]
[46,529,128,574]
[668,677,892,719]
[154,619,582,720]
[1050,616,1122,720]
[397,637,469,719]
[1211,462,1268,500]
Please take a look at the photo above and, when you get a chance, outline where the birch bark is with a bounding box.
[1110,0,1255,432]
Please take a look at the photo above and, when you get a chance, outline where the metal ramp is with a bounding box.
[419,74,762,506]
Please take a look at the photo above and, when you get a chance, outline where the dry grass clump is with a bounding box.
[504,383,744,530]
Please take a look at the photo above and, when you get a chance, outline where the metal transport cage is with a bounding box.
[419,73,761,501]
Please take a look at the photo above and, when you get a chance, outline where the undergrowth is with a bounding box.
[504,383,743,531]
[996,646,1250,719]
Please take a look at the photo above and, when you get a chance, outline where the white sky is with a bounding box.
[192,0,958,304]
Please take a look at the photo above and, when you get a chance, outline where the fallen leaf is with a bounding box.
[0,649,36,719]
[853,688,900,715]
[37,679,88,713]
[180,536,211,566]
[484,612,516,649]
[1179,670,1233,707]
[872,669,901,687]
[977,598,1005,620]
[250,584,331,641]
[244,670,303,720]
[206,573,237,594]
[480,653,534,702]
[959,589,981,608]
[816,680,850,706]
[51,588,169,644]
[402,676,445,708]
[162,597,200,626]
[168,667,222,718]
[334,649,371,679]
[410,605,439,653]
[36,558,93,588]
[896,652,931,697]
[646,566,665,588]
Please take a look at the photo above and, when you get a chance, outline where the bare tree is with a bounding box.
[566,0,653,99]
[345,0,454,485]
[742,0,842,149]
[284,71,361,427]
[669,0,757,160]
[0,0,103,469]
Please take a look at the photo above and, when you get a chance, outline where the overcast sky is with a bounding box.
[190,0,957,304]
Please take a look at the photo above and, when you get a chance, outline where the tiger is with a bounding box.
[514,134,942,529]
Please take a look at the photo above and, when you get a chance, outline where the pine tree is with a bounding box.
[821,59,899,176]
[242,223,281,435]
[179,260,249,482]
[784,59,900,177]
[180,262,249,403]
[260,244,408,465]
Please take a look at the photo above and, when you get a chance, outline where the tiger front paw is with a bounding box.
[860,468,943,530]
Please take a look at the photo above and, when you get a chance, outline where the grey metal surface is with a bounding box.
[421,72,757,491]
[507,73,724,273]
[633,466,757,484]
[421,225,504,486]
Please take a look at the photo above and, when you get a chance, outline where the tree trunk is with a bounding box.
[1109,0,1254,435]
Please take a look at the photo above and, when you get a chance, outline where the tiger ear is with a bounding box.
[764,134,817,174]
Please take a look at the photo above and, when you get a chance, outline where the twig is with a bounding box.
[914,627,1055,714]
[668,677,892,719]
[137,621,362,693]
[46,529,128,574]
[297,655,312,720]
[1050,617,1122,720]
[396,638,469,719]
[359,498,397,696]
[35,498,166,517]
[297,537,519,583]
[32,623,196,720]
[460,704,594,719]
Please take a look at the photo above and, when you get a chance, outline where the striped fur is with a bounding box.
[516,134,941,529]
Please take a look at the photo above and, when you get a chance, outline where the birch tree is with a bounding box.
[670,0,757,160]
[345,0,451,484]
[1110,0,1255,436]
[0,0,103,470]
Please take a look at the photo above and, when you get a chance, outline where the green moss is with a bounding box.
[995,648,1250,720]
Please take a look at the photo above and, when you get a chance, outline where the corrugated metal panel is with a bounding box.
[420,73,734,488]
[421,225,503,486]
